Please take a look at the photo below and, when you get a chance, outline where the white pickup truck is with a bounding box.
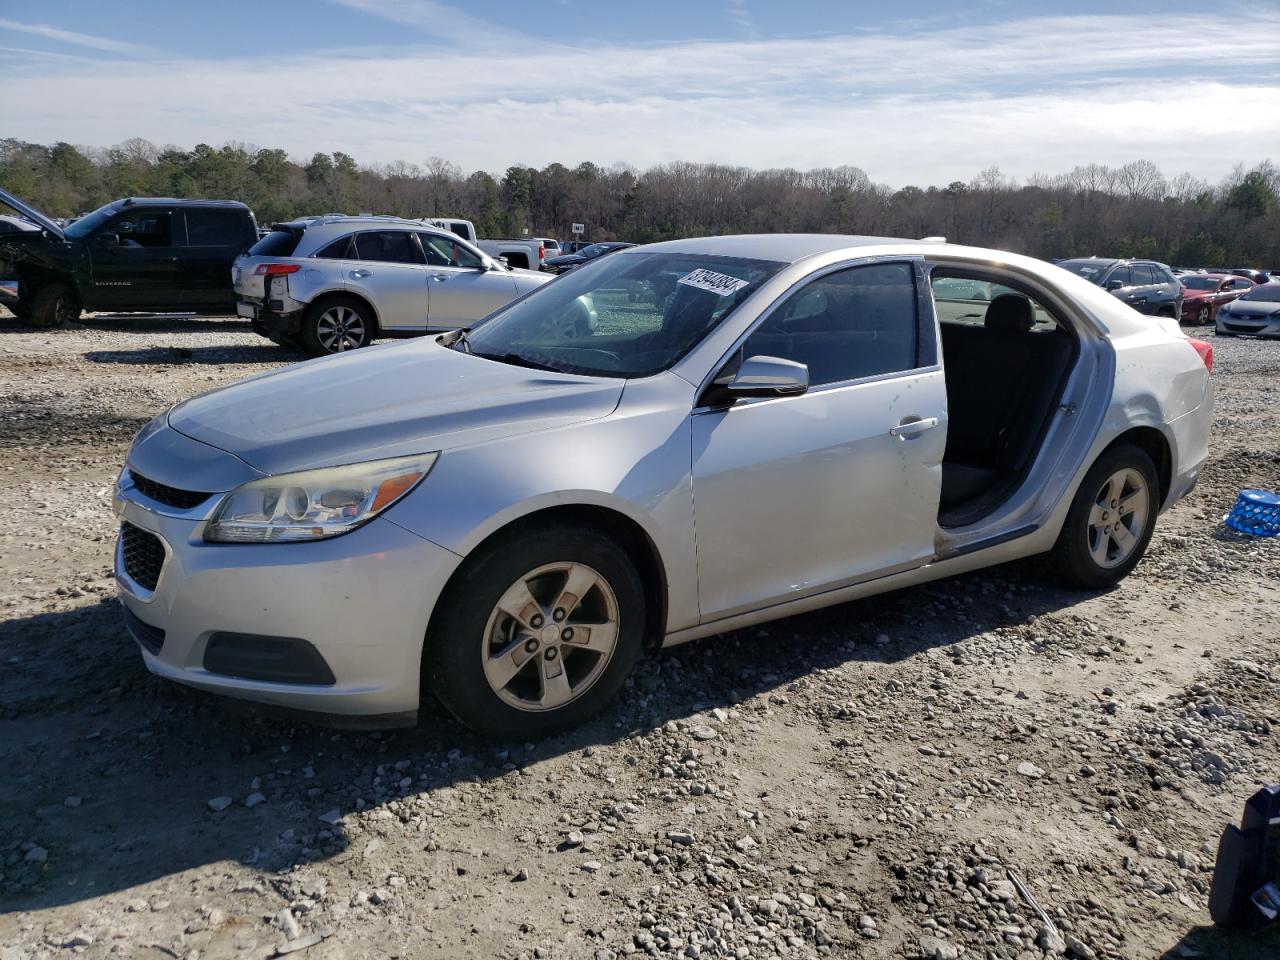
[422,218,556,271]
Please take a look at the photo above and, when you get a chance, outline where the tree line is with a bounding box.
[1,138,1277,267]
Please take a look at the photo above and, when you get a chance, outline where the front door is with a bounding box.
[87,207,184,310]
[690,260,946,621]
[418,232,519,328]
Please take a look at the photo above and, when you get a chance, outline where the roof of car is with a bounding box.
[283,215,429,231]
[640,233,920,263]
[116,197,250,209]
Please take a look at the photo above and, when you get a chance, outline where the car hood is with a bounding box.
[545,254,585,267]
[0,188,65,240]
[1222,300,1279,317]
[167,339,624,475]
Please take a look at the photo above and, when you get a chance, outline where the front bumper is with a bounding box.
[1217,315,1280,337]
[114,488,462,719]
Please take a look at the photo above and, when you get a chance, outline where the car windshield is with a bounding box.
[578,243,609,258]
[1240,284,1280,302]
[1057,260,1113,282]
[1181,276,1219,290]
[63,202,121,238]
[463,252,785,378]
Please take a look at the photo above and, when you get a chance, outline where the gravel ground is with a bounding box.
[0,313,1277,960]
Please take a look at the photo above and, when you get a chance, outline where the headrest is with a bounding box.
[985,293,1034,334]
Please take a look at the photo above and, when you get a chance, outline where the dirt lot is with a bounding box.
[0,313,1277,960]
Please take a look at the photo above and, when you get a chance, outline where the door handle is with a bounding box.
[163,256,180,263]
[350,269,373,279]
[889,416,939,438]
[429,274,449,282]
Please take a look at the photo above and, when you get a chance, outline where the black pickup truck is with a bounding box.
[0,189,258,325]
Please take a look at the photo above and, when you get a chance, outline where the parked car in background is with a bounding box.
[1215,282,1280,338]
[543,241,636,275]
[115,234,1212,737]
[422,218,478,245]
[1055,257,1182,321]
[1228,268,1271,285]
[234,216,553,355]
[0,189,258,326]
[0,213,39,235]
[1179,273,1253,325]
[476,237,546,271]
[537,238,562,260]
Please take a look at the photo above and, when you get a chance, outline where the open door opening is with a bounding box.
[931,271,1080,528]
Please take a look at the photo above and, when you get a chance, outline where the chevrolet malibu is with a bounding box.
[115,235,1214,738]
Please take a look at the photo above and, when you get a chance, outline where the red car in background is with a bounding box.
[1180,273,1254,325]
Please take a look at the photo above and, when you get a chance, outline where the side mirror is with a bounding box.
[726,355,809,399]
[1104,277,1124,290]
[100,232,120,250]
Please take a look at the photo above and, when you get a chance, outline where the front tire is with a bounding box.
[1195,304,1210,325]
[300,297,375,357]
[425,525,646,739]
[29,283,81,328]
[1050,444,1158,589]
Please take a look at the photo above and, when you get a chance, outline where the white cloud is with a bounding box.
[0,13,1275,186]
[0,17,158,56]
[327,0,526,46]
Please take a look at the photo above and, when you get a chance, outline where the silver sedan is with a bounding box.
[116,235,1213,738]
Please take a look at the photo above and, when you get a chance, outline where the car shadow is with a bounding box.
[84,344,301,365]
[0,561,1132,912]
[1158,924,1280,960]
[0,312,252,335]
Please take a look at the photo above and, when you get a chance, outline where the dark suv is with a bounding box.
[1056,258,1183,320]
[0,189,258,325]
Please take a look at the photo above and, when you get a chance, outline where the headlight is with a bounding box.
[205,452,438,543]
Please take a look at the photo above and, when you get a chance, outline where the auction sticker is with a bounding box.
[678,268,749,296]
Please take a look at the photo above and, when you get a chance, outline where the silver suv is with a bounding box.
[233,216,553,356]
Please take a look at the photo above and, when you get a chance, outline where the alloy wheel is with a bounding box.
[315,306,367,352]
[1086,468,1149,569]
[480,562,620,712]
[1196,305,1210,324]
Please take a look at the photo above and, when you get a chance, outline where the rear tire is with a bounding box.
[300,296,375,357]
[425,524,646,740]
[29,283,81,328]
[1050,444,1158,589]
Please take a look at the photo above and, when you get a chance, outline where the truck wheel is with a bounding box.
[300,297,375,357]
[29,284,81,328]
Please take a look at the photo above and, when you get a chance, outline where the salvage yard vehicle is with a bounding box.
[233,216,552,356]
[1057,257,1183,322]
[1180,272,1254,325]
[1215,282,1280,338]
[544,241,636,275]
[0,188,257,325]
[115,234,1213,738]
[475,236,547,270]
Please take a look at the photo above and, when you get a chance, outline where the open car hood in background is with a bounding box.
[0,188,65,240]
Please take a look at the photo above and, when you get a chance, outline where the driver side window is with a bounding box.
[742,262,920,387]
[107,210,173,248]
[420,233,482,269]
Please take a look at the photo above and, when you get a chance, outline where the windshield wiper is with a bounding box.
[441,327,472,352]
[472,351,564,373]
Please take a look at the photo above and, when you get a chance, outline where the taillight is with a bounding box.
[253,263,301,276]
[1188,338,1213,373]
[538,243,545,261]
